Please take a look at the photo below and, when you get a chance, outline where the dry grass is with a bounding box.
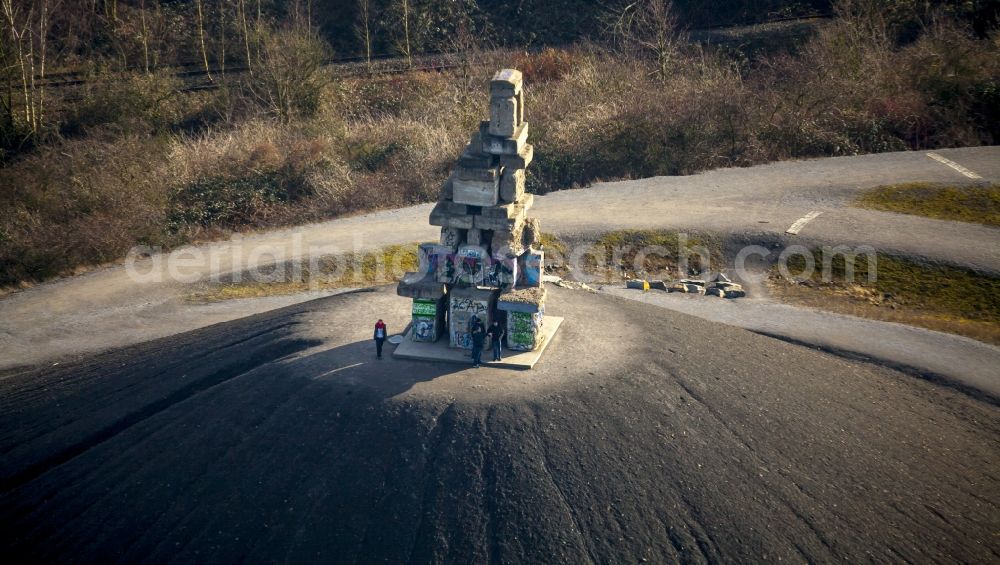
[186,243,421,303]
[2,10,999,287]
[854,182,1000,226]
[548,229,725,282]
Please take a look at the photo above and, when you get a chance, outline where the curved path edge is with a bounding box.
[600,286,1000,403]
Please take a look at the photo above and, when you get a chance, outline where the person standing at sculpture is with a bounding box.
[470,317,485,368]
[487,319,505,362]
[374,319,388,359]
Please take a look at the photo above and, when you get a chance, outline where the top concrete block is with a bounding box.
[491,69,523,97]
[497,286,547,313]
[489,96,519,138]
[397,273,448,300]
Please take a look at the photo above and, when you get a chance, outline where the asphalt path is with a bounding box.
[2,286,997,562]
[1,147,998,383]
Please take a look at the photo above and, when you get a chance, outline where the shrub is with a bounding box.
[59,71,183,137]
[246,29,333,122]
[0,135,171,285]
[513,48,578,82]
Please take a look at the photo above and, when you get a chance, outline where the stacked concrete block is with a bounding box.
[453,158,500,207]
[412,297,447,342]
[455,244,489,286]
[398,68,549,351]
[519,249,544,287]
[397,272,449,342]
[710,276,745,298]
[486,251,519,289]
[658,275,746,299]
[498,287,547,351]
[449,286,497,349]
[440,227,464,249]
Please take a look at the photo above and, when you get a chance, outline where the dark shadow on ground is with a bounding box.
[0,291,470,563]
[2,285,999,564]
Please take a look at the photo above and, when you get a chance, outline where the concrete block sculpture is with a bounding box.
[497,287,546,351]
[398,68,549,350]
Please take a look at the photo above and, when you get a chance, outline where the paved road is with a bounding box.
[1,147,998,371]
[540,146,1000,273]
[2,287,998,562]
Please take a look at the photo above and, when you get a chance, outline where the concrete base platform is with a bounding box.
[393,317,564,369]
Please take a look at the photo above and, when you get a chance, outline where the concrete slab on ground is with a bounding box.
[393,316,564,369]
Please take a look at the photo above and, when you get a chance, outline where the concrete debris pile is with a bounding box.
[398,69,548,352]
[630,274,746,298]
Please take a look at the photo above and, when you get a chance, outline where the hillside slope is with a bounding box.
[2,287,998,562]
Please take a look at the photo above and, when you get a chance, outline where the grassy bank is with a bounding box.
[556,231,1000,344]
[854,182,1000,226]
[2,6,999,288]
[186,243,421,303]
[768,252,1000,345]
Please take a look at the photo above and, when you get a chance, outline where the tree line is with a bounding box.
[2,0,997,151]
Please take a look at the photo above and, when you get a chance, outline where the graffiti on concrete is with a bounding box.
[411,298,444,343]
[413,317,437,342]
[412,299,438,317]
[519,250,544,287]
[397,69,553,352]
[456,245,488,286]
[486,254,518,289]
[440,227,464,249]
[507,309,544,351]
[450,292,494,349]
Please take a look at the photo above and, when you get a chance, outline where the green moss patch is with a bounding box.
[853,182,1000,226]
[187,243,420,302]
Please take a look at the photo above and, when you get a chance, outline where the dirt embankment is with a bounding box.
[2,286,998,562]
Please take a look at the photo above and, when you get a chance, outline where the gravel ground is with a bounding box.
[2,286,998,563]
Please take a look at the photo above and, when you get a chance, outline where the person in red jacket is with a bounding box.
[374,319,388,359]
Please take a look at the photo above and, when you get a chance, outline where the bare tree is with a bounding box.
[249,28,332,122]
[0,0,59,137]
[612,0,686,80]
[217,0,225,80]
[400,0,412,67]
[1,22,11,127]
[139,0,150,73]
[195,0,212,82]
[238,0,252,74]
[35,0,50,129]
[357,0,373,71]
[2,0,30,130]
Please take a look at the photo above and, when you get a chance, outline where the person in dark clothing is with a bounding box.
[486,320,505,362]
[470,317,485,368]
[374,319,388,359]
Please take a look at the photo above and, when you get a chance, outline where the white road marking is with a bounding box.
[926,152,983,179]
[312,362,365,380]
[786,211,823,235]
